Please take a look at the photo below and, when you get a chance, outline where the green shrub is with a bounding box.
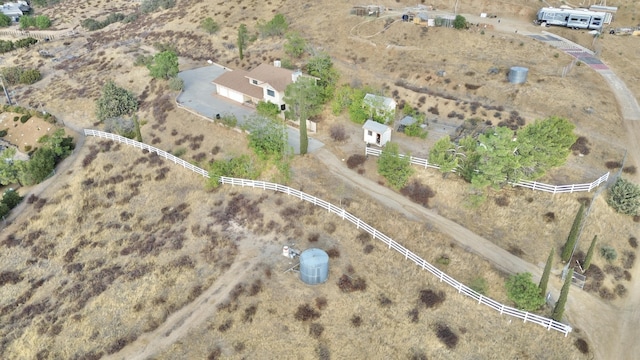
[217,113,238,128]
[607,178,640,215]
[35,15,52,29]
[257,13,288,38]
[2,188,22,209]
[208,155,260,188]
[172,147,187,157]
[469,277,488,295]
[377,143,414,190]
[256,101,281,119]
[20,114,31,123]
[13,116,18,122]
[0,129,7,137]
[404,122,428,138]
[505,272,545,311]
[19,69,41,85]
[141,0,176,13]
[168,77,184,91]
[0,40,13,53]
[95,81,138,121]
[122,14,138,24]
[14,38,37,49]
[0,14,11,28]
[600,245,617,262]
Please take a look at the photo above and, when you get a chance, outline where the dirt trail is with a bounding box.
[104,235,263,360]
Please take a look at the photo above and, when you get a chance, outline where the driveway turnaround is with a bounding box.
[177,65,324,154]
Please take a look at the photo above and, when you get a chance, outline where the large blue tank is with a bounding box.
[299,248,329,285]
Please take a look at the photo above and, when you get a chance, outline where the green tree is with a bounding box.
[0,148,20,185]
[200,17,220,34]
[539,248,554,297]
[561,203,585,262]
[377,143,414,190]
[428,137,459,173]
[607,178,640,215]
[37,128,75,160]
[505,272,545,311]
[453,15,467,29]
[552,268,573,321]
[473,126,520,188]
[305,52,339,102]
[257,13,288,38]
[256,101,281,119]
[237,24,248,60]
[515,117,576,180]
[148,50,179,79]
[582,235,597,271]
[35,15,52,29]
[1,188,22,209]
[284,32,306,58]
[96,81,138,122]
[0,14,11,27]
[284,76,323,155]
[20,147,56,185]
[244,114,287,160]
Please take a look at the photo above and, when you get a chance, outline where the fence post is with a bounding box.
[523,312,528,323]
[478,294,483,304]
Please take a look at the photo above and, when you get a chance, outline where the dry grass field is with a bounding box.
[0,0,639,359]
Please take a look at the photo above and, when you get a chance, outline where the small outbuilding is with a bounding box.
[363,119,392,147]
[397,115,417,133]
[363,93,396,124]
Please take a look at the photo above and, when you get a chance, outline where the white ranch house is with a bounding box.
[212,62,302,112]
[363,119,391,147]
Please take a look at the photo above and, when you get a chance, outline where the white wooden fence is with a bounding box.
[83,129,209,177]
[365,147,609,194]
[84,129,572,336]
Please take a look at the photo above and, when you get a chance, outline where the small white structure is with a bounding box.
[363,93,396,124]
[363,119,391,147]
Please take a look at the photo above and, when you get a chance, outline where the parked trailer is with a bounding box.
[535,7,606,30]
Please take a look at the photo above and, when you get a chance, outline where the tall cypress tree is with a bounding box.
[561,203,585,262]
[552,268,573,321]
[539,248,554,297]
[582,235,598,271]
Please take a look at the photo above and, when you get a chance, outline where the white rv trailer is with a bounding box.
[535,7,606,30]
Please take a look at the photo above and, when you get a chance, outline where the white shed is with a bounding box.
[363,119,391,147]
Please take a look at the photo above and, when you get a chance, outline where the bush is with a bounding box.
[14,37,37,49]
[208,155,259,188]
[96,81,138,122]
[0,40,13,53]
[400,179,435,207]
[435,323,459,349]
[20,114,31,123]
[419,289,445,308]
[403,122,427,138]
[346,154,366,169]
[81,13,125,31]
[377,143,414,190]
[337,274,367,292]
[0,14,11,28]
[0,129,7,137]
[217,114,237,128]
[600,245,617,262]
[505,272,545,311]
[19,69,41,85]
[329,124,347,142]
[200,17,220,34]
[607,178,640,215]
[141,0,176,13]
[257,13,288,38]
[168,77,184,91]
[256,101,281,119]
[294,303,320,321]
[2,188,22,209]
[453,15,467,29]
[469,277,488,295]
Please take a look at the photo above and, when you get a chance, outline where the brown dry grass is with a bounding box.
[0,0,638,358]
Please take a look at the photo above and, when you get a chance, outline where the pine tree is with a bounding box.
[582,235,597,271]
[561,203,585,262]
[539,248,554,297]
[552,268,573,321]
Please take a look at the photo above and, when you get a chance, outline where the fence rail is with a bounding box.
[365,147,609,194]
[84,129,572,336]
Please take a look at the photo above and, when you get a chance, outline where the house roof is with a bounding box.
[246,63,295,92]
[364,93,397,109]
[212,69,263,100]
[398,116,417,126]
[363,119,391,134]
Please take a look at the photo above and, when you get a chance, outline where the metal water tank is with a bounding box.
[508,66,529,84]
[299,248,329,285]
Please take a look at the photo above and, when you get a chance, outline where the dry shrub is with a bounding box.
[242,304,257,323]
[309,323,325,338]
[622,251,636,270]
[599,287,616,300]
[623,166,637,174]
[409,349,428,360]
[308,233,320,243]
[543,212,555,222]
[218,319,233,332]
[378,293,393,307]
[330,124,347,142]
[337,274,367,292]
[294,303,321,321]
[324,222,336,234]
[605,160,621,169]
[356,232,370,244]
[346,154,366,169]
[350,315,362,327]
[419,289,445,308]
[0,271,23,286]
[316,344,331,360]
[363,244,374,254]
[508,245,525,257]
[571,136,590,155]
[615,284,627,297]
[494,196,509,207]
[407,308,420,323]
[106,334,137,354]
[326,247,340,258]
[604,264,625,280]
[400,180,435,207]
[233,341,246,352]
[630,237,638,248]
[208,346,222,360]
[248,279,263,296]
[435,323,459,349]
[574,338,589,355]
[315,296,328,310]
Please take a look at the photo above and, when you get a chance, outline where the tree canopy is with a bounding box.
[284,32,306,58]
[377,143,414,190]
[607,177,640,215]
[505,272,545,311]
[428,137,459,173]
[96,81,138,122]
[244,114,288,160]
[257,13,288,38]
[305,52,340,102]
[284,76,323,154]
[147,50,179,79]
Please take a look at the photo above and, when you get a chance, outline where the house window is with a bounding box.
[267,89,275,97]
[252,79,258,85]
[367,130,373,136]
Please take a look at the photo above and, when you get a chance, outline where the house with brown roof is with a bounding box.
[212,62,302,112]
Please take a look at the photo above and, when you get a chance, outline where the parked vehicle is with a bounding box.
[535,7,606,30]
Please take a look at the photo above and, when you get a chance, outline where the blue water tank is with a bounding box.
[299,248,329,285]
[508,66,529,84]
